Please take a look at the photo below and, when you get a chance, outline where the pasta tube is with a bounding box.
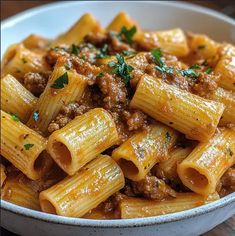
[1,176,40,210]
[39,155,124,217]
[130,75,224,141]
[1,74,37,123]
[1,110,49,180]
[27,57,87,134]
[136,28,189,57]
[1,43,50,82]
[155,146,193,181]
[112,123,178,181]
[178,128,235,195]
[107,12,140,36]
[208,87,235,126]
[52,13,102,46]
[120,192,219,218]
[47,108,119,175]
[215,44,235,91]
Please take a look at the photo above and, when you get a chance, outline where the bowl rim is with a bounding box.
[1,0,235,228]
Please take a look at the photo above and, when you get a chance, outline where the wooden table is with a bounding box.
[1,1,234,235]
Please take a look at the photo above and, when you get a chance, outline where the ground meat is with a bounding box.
[48,102,91,133]
[96,73,127,109]
[24,72,51,96]
[85,31,132,55]
[122,109,147,131]
[85,32,107,47]
[124,175,177,200]
[45,47,70,66]
[191,73,219,97]
[218,168,235,197]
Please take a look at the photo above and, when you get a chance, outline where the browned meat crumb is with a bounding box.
[218,168,235,197]
[24,72,51,96]
[96,73,127,109]
[45,47,70,66]
[124,175,177,200]
[48,102,91,133]
[122,109,147,131]
[84,32,107,47]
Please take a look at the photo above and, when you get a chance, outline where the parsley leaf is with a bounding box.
[71,44,79,56]
[50,72,69,89]
[151,48,164,67]
[180,68,199,80]
[64,63,71,70]
[10,113,20,122]
[205,67,213,74]
[24,143,34,150]
[96,72,106,78]
[189,64,201,70]
[121,50,136,57]
[96,44,109,59]
[119,26,137,44]
[32,111,39,122]
[108,53,134,84]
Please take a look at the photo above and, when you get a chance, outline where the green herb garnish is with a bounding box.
[121,50,136,57]
[119,26,137,44]
[24,143,34,150]
[205,67,213,74]
[71,44,79,56]
[108,53,134,84]
[10,113,20,122]
[32,111,39,122]
[96,44,109,59]
[50,72,69,89]
[151,48,164,67]
[189,64,201,70]
[180,68,199,80]
[64,63,71,70]
[96,72,106,78]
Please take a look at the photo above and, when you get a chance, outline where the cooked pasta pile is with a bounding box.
[1,12,235,219]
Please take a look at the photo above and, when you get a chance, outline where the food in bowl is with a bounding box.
[1,11,235,220]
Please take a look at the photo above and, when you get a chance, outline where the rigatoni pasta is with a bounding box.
[1,12,235,220]
[27,57,88,134]
[1,74,37,123]
[178,128,235,195]
[120,192,220,219]
[112,123,178,181]
[39,155,124,217]
[130,74,224,142]
[1,110,49,180]
[47,108,119,175]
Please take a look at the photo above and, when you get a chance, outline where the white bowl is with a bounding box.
[1,1,235,236]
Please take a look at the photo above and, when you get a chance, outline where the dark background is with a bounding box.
[1,1,235,236]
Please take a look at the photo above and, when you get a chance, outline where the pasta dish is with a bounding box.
[1,12,235,219]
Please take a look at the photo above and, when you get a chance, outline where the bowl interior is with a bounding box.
[1,1,235,58]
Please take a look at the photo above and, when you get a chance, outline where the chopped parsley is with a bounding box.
[71,44,79,56]
[10,113,20,122]
[108,53,134,84]
[32,111,39,122]
[24,143,34,150]
[198,45,206,50]
[151,48,164,67]
[96,72,106,78]
[119,26,137,44]
[151,48,174,75]
[96,44,109,59]
[189,64,201,70]
[22,58,27,64]
[180,68,199,80]
[205,67,213,74]
[121,50,136,57]
[50,72,69,89]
